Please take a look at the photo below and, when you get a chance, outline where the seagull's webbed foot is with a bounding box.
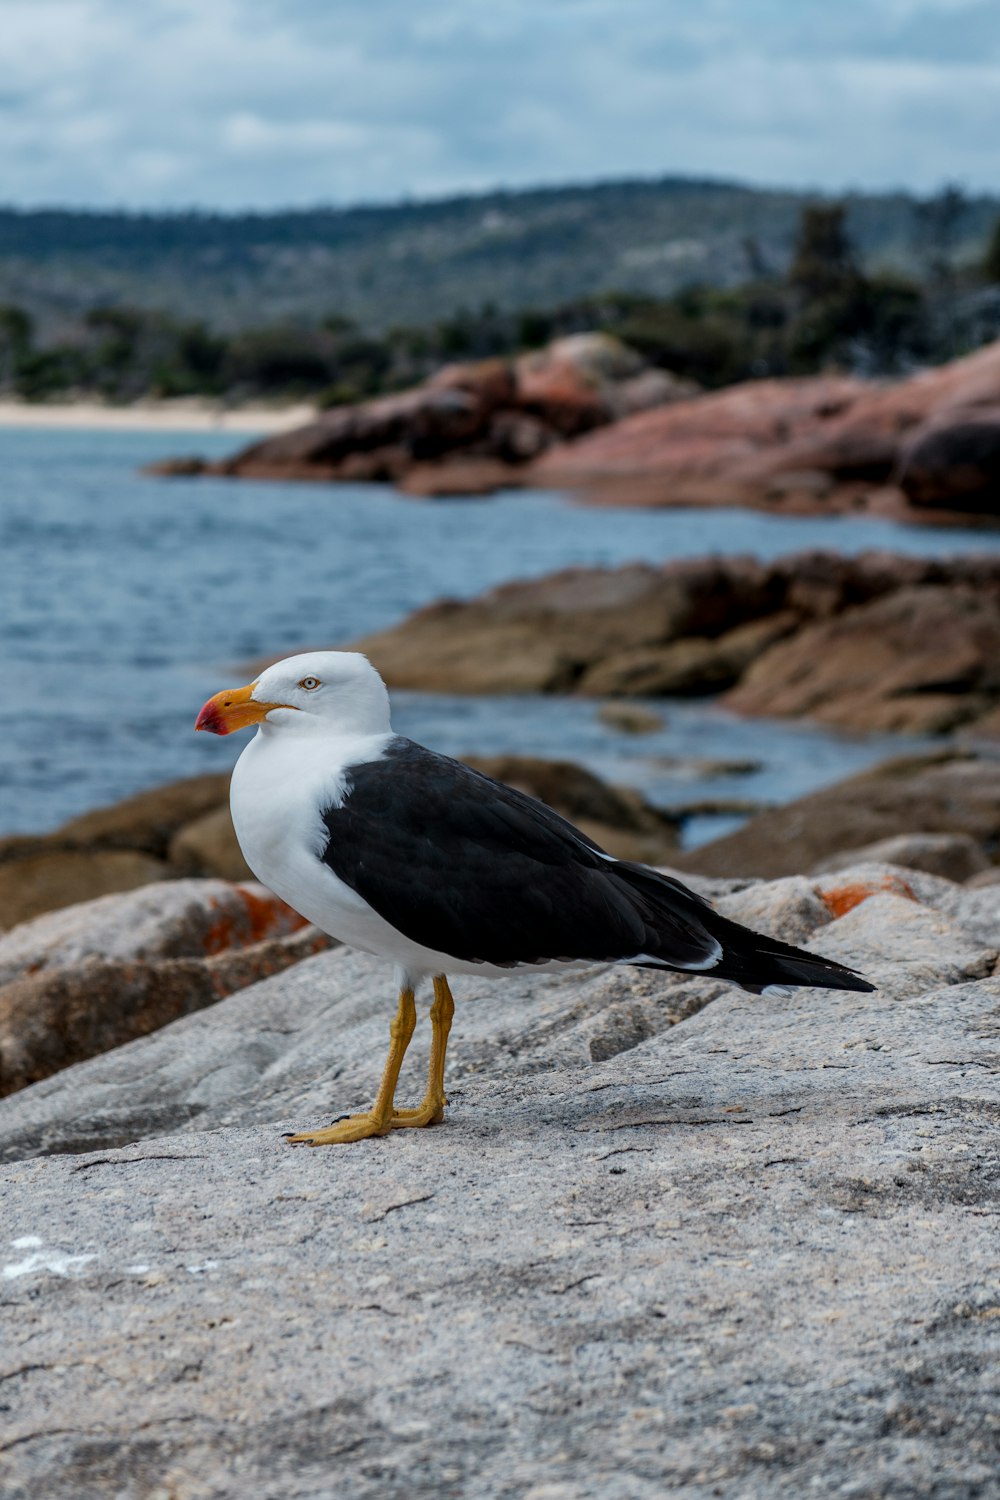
[283,978,456,1148]
[286,1113,390,1146]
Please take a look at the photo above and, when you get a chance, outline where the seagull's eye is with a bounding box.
[299,676,321,691]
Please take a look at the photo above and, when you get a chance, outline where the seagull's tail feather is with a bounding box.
[697,935,877,995]
[611,862,876,995]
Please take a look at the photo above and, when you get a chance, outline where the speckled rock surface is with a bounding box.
[0,882,326,1098]
[0,864,998,1499]
[0,879,308,986]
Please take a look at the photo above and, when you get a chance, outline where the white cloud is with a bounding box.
[0,0,996,208]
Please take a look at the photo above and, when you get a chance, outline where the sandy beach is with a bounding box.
[0,398,317,433]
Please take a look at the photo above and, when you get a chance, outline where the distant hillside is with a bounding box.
[1,177,998,336]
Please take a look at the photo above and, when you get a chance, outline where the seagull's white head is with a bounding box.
[195,651,392,739]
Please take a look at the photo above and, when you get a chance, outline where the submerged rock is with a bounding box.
[596,701,665,734]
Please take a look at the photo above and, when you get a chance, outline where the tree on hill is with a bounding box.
[0,305,32,384]
[788,204,860,301]
[786,203,924,374]
[913,184,969,289]
[983,214,1000,283]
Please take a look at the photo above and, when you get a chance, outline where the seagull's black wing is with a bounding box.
[319,739,874,993]
[320,738,715,968]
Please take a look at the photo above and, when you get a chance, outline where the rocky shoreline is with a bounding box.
[4,681,999,1496]
[344,549,1000,737]
[151,334,1000,526]
[1,856,998,1497]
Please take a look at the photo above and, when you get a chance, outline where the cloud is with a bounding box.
[0,0,997,208]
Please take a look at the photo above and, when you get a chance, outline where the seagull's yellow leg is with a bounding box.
[286,987,417,1146]
[392,974,455,1128]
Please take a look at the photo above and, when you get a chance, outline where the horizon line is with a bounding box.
[0,169,994,222]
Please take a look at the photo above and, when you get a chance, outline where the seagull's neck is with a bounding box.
[233,721,396,852]
[252,719,395,771]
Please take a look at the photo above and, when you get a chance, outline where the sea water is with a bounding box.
[3,425,998,841]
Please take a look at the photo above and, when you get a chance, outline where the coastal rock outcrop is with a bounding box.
[897,408,1000,512]
[348,549,1000,737]
[0,863,997,1497]
[0,773,250,927]
[149,333,696,493]
[723,581,1000,733]
[533,336,1000,522]
[150,335,1000,520]
[673,750,1000,880]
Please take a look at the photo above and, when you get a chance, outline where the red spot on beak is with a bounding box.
[195,699,228,735]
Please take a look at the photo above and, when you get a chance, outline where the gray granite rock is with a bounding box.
[716,875,832,944]
[0,864,998,1499]
[0,879,306,985]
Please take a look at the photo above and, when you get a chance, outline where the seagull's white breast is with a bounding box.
[230,725,388,936]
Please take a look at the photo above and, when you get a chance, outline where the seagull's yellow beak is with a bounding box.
[195,682,285,736]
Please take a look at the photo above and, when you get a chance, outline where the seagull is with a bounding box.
[195,650,874,1145]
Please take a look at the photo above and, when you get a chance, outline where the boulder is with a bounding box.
[0,849,169,930]
[0,773,236,924]
[723,583,1000,733]
[0,864,997,1498]
[898,408,1000,512]
[514,340,611,436]
[533,338,1000,521]
[42,771,231,856]
[0,926,328,1097]
[674,751,1000,880]
[0,878,308,986]
[168,804,252,881]
[578,611,799,697]
[813,832,991,884]
[0,880,325,1095]
[426,356,518,410]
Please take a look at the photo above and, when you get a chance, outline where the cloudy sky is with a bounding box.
[3,0,999,210]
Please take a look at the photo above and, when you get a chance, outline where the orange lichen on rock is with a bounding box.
[817,873,917,920]
[201,885,308,956]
